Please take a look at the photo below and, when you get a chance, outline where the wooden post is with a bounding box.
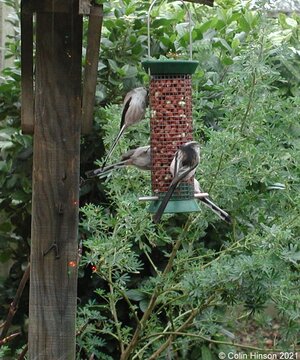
[28,4,82,359]
[82,4,103,134]
[21,0,34,134]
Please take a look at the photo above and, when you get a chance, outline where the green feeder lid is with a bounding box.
[142,59,198,75]
[148,198,201,214]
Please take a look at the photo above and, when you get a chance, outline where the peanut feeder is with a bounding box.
[142,60,201,214]
[139,0,202,214]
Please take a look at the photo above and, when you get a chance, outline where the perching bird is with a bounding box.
[101,87,148,170]
[153,141,200,224]
[86,146,151,179]
[194,179,231,224]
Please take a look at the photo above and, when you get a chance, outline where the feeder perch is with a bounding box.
[141,0,201,214]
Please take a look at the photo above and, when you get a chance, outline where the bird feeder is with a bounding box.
[141,0,203,214]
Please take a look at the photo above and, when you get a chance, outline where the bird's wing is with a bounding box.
[120,96,132,130]
[123,89,135,104]
[121,148,136,161]
[131,146,151,170]
[172,151,180,177]
[172,158,198,185]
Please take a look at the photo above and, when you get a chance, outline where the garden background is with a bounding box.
[0,0,299,358]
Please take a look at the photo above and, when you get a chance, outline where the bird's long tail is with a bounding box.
[200,197,231,224]
[85,160,127,179]
[152,182,179,224]
[101,124,126,170]
[153,167,197,224]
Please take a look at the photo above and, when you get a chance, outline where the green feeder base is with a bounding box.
[148,198,201,214]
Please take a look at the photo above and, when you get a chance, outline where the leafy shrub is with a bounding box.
[0,0,299,358]
[77,1,300,359]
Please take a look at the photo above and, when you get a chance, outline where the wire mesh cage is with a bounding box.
[150,74,194,199]
[142,63,201,213]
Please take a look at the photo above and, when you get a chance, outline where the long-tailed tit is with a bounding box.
[86,146,151,179]
[101,87,148,169]
[194,179,231,224]
[153,141,200,224]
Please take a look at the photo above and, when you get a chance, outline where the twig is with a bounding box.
[149,309,198,359]
[208,151,224,193]
[0,331,21,346]
[132,309,196,360]
[0,264,30,340]
[239,71,257,134]
[240,32,265,134]
[199,236,253,271]
[148,294,216,359]
[163,217,193,276]
[76,321,89,337]
[108,268,124,353]
[145,331,290,353]
[176,234,245,266]
[144,250,160,275]
[98,270,141,326]
[120,218,194,360]
[17,344,28,360]
[162,237,183,276]
[154,293,187,316]
[120,288,160,360]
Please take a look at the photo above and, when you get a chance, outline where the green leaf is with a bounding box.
[285,18,297,28]
[201,345,213,360]
[197,18,219,35]
[152,18,174,28]
[125,289,145,302]
[0,161,8,172]
[221,56,234,65]
[98,61,107,71]
[231,38,240,50]
[160,36,172,49]
[213,38,232,53]
[11,189,30,202]
[239,15,251,32]
[278,13,287,28]
[123,65,138,78]
[139,299,149,313]
[0,222,12,233]
[0,140,14,150]
[108,59,119,73]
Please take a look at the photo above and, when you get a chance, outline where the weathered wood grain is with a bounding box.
[82,4,103,134]
[30,0,92,14]
[21,0,34,134]
[28,9,82,360]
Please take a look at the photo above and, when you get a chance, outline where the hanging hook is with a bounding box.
[147,0,193,60]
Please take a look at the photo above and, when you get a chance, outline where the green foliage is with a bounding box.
[0,4,30,353]
[0,0,300,358]
[89,0,200,105]
[77,1,300,359]
[0,345,10,358]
